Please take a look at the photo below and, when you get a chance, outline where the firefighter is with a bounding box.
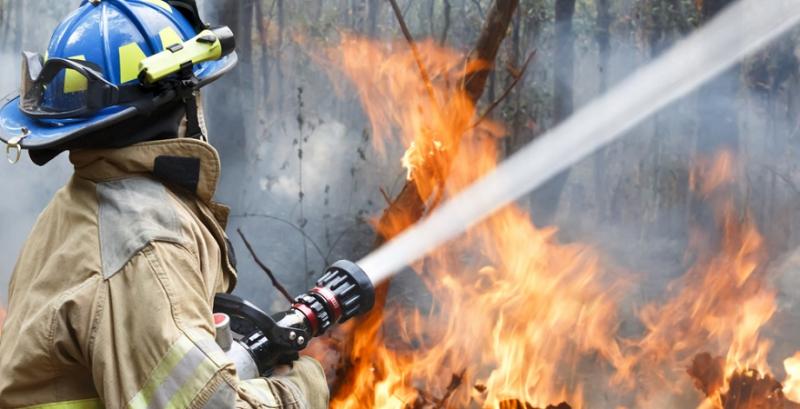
[0,1,328,408]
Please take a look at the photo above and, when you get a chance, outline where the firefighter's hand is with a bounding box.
[303,338,340,388]
[272,364,292,376]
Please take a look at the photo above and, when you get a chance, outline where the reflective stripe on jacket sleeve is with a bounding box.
[22,398,104,409]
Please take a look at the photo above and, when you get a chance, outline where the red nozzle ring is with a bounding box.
[310,286,343,322]
[292,302,319,336]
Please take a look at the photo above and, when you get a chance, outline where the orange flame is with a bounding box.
[325,35,625,409]
[332,163,625,408]
[611,152,781,407]
[321,34,793,408]
[784,352,800,401]
[326,34,503,204]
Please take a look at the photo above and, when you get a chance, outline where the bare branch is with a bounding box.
[379,187,393,206]
[471,0,486,19]
[231,213,329,264]
[387,0,439,106]
[237,228,294,304]
[473,49,537,127]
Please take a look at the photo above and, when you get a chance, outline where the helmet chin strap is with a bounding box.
[184,94,204,141]
[179,91,208,142]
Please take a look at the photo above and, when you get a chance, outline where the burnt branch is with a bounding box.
[498,401,572,409]
[688,352,800,409]
[237,228,294,304]
[437,369,466,408]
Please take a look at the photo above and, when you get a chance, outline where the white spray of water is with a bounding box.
[358,0,800,284]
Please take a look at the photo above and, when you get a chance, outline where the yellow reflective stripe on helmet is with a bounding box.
[119,42,148,84]
[22,398,103,409]
[127,335,221,409]
[142,0,172,12]
[64,55,87,94]
[159,27,183,51]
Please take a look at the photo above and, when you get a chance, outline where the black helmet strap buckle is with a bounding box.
[174,61,204,140]
[139,61,204,140]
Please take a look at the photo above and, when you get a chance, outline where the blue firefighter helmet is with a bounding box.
[0,0,237,159]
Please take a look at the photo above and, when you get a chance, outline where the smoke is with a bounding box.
[0,50,70,307]
[0,2,74,309]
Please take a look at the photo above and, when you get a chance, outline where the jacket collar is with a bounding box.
[70,138,222,203]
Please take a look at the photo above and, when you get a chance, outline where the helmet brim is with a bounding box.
[0,52,237,150]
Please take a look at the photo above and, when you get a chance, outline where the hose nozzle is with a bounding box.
[291,260,375,336]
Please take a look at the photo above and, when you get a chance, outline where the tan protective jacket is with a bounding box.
[0,139,329,409]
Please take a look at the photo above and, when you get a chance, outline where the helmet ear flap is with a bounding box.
[166,1,207,31]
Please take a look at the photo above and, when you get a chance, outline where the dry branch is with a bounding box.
[473,49,537,127]
[237,228,294,304]
[387,0,438,105]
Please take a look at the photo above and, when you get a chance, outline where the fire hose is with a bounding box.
[212,260,375,378]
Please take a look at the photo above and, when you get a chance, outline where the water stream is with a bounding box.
[358,0,800,284]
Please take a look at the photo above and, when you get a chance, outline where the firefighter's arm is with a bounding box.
[75,241,329,409]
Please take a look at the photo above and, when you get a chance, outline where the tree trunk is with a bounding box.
[428,0,436,36]
[439,0,451,45]
[462,0,520,103]
[367,0,381,36]
[503,8,523,157]
[351,0,366,32]
[646,0,678,237]
[697,0,739,155]
[340,0,350,27]
[312,0,323,23]
[553,0,575,124]
[276,0,285,115]
[592,0,612,219]
[530,0,575,226]
[596,0,611,92]
[255,0,273,109]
